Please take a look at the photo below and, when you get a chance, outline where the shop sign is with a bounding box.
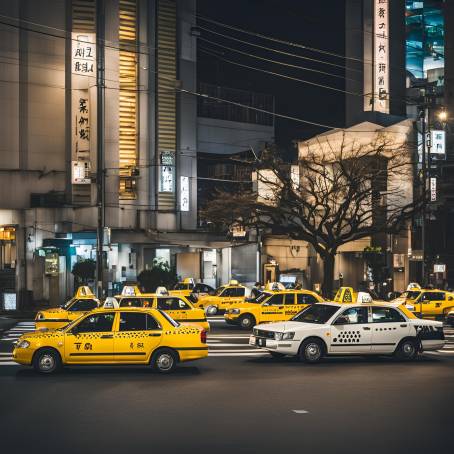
[45,252,59,276]
[434,264,446,273]
[72,33,96,75]
[3,293,17,311]
[160,152,174,192]
[430,177,437,202]
[431,130,445,155]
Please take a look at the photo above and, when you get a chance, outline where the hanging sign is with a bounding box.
[374,0,389,113]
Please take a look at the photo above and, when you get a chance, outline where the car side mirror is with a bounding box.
[334,315,349,325]
[448,296,453,301]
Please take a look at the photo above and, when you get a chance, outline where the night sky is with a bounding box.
[197,0,346,152]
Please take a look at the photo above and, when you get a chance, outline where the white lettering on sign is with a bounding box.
[430,177,437,202]
[72,33,96,75]
[374,0,389,113]
[180,176,190,212]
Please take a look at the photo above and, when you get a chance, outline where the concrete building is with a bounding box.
[0,0,275,308]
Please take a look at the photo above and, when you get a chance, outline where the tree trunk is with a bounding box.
[321,252,336,299]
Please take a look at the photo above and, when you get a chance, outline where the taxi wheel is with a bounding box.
[32,348,62,374]
[239,314,255,330]
[151,348,178,374]
[299,338,324,364]
[206,305,218,316]
[394,339,418,361]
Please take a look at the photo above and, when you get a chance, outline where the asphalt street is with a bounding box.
[0,317,453,454]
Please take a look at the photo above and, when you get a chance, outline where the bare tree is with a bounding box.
[202,130,421,297]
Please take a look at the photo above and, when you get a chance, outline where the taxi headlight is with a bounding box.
[16,340,30,349]
[274,332,295,341]
[36,312,44,320]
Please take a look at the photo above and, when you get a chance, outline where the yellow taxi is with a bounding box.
[224,289,324,329]
[13,307,208,374]
[112,293,210,331]
[394,288,454,319]
[194,280,249,315]
[169,278,196,297]
[333,287,373,304]
[35,286,100,330]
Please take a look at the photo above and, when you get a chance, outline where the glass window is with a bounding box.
[119,312,160,331]
[267,294,285,306]
[157,298,190,310]
[69,299,98,312]
[174,283,192,291]
[420,292,445,302]
[292,304,339,324]
[119,298,144,308]
[284,294,295,305]
[76,313,115,333]
[235,287,245,297]
[297,294,319,305]
[221,288,236,297]
[335,307,368,325]
[372,307,406,323]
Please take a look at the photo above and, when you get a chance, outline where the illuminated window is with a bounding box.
[119,0,138,199]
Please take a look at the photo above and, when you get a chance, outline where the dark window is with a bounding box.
[76,312,115,333]
[284,294,295,305]
[119,298,144,308]
[194,284,212,293]
[119,312,160,331]
[235,287,245,297]
[174,283,193,291]
[297,294,319,305]
[221,288,236,297]
[420,292,445,302]
[335,307,368,324]
[371,307,406,323]
[292,304,339,324]
[157,298,190,310]
[69,299,98,312]
[267,294,285,306]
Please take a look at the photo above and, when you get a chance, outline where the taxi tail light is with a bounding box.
[201,330,207,344]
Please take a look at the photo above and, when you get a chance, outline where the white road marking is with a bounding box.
[207,335,250,339]
[208,349,263,353]
[0,362,17,366]
[208,352,268,357]
[0,352,12,356]
[292,410,309,414]
[209,343,252,347]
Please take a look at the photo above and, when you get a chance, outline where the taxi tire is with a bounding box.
[206,305,218,316]
[151,348,178,374]
[239,314,256,330]
[299,338,325,364]
[32,348,62,374]
[394,338,418,361]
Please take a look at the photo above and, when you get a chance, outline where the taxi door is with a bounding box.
[114,312,163,363]
[260,294,286,322]
[329,306,372,354]
[156,297,188,323]
[219,287,244,310]
[370,306,411,353]
[416,292,445,317]
[64,312,116,363]
[284,294,300,319]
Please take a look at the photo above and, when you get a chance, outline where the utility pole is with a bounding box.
[96,0,105,299]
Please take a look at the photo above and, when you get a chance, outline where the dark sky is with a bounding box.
[197,0,346,151]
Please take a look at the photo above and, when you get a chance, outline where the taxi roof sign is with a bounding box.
[75,286,95,298]
[182,278,195,285]
[264,282,286,291]
[121,285,142,296]
[156,287,169,296]
[228,279,240,286]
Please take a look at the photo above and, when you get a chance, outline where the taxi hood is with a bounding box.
[19,329,64,341]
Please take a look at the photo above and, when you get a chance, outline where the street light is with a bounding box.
[437,108,448,123]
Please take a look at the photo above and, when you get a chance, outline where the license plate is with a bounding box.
[257,338,266,347]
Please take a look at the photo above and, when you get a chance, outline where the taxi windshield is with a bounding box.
[402,291,421,300]
[292,304,339,324]
[214,286,226,296]
[174,283,192,290]
[61,298,76,310]
[158,309,180,327]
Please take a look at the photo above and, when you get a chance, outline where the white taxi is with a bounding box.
[249,302,445,362]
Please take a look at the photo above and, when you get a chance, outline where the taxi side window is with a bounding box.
[371,307,406,323]
[119,298,143,308]
[76,313,115,333]
[70,299,98,312]
[336,307,368,324]
[119,312,160,331]
[421,292,445,302]
[157,298,190,310]
[297,294,318,305]
[235,287,245,297]
[284,294,295,305]
[267,294,284,306]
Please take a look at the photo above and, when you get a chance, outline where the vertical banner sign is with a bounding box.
[430,177,437,202]
[72,33,96,75]
[431,130,446,155]
[180,176,190,212]
[160,152,175,192]
[71,33,95,185]
[374,0,389,113]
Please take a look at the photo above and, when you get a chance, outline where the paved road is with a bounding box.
[0,317,453,453]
